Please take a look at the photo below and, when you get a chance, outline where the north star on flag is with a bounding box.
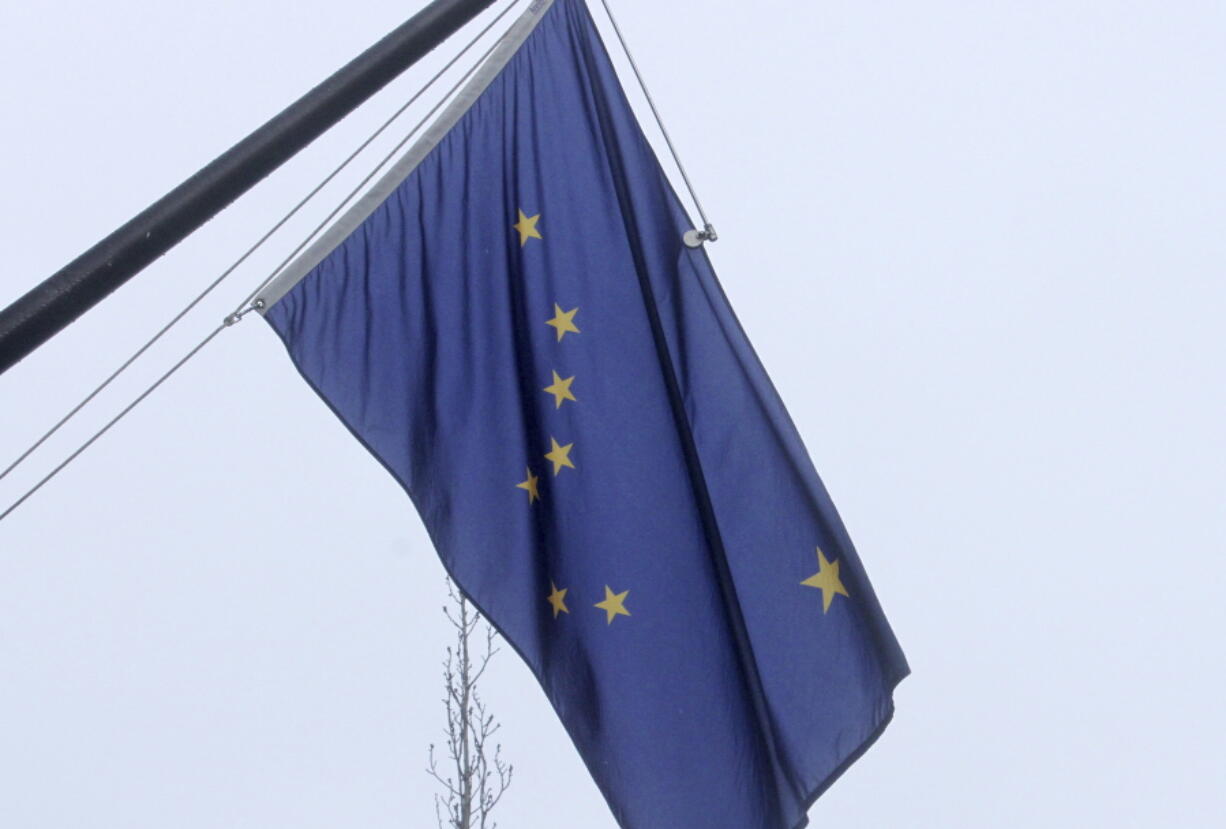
[259,0,908,826]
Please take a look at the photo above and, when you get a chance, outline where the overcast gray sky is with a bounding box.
[1,1,1223,826]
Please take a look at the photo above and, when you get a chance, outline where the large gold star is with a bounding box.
[515,467,540,504]
[544,437,575,476]
[545,304,580,341]
[546,582,569,618]
[594,585,630,624]
[543,370,577,408]
[513,209,542,247]
[801,547,849,613]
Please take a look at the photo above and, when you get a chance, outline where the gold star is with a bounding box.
[515,467,540,504]
[543,370,577,408]
[801,547,850,613]
[513,209,542,246]
[594,585,630,624]
[544,437,575,476]
[547,582,569,618]
[545,304,580,341]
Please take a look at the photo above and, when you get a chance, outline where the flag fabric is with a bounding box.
[261,0,907,825]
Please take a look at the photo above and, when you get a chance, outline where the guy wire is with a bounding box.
[0,2,525,525]
[0,0,523,486]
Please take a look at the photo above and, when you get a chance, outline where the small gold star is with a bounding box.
[594,585,630,624]
[543,371,577,408]
[513,209,542,247]
[547,582,569,618]
[801,547,849,613]
[545,304,580,341]
[544,437,575,476]
[515,467,540,504]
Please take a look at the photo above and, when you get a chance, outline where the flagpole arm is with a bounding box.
[0,0,499,377]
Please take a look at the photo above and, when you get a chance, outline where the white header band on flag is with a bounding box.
[258,0,556,312]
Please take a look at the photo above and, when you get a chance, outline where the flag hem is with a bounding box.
[789,679,907,829]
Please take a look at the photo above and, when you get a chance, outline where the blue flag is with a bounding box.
[261,1,907,825]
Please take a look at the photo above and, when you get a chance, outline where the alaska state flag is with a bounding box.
[261,0,908,825]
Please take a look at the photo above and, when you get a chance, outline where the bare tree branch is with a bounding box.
[429,579,513,829]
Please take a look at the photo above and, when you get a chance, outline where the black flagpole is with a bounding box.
[0,0,499,376]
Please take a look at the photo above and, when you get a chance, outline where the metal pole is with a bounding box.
[0,0,499,376]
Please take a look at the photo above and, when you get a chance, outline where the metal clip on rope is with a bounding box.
[683,224,719,249]
[223,299,266,327]
[598,0,716,248]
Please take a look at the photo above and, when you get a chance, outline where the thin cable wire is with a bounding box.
[0,324,227,524]
[233,12,514,313]
[0,5,524,526]
[596,0,714,231]
[0,0,522,486]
